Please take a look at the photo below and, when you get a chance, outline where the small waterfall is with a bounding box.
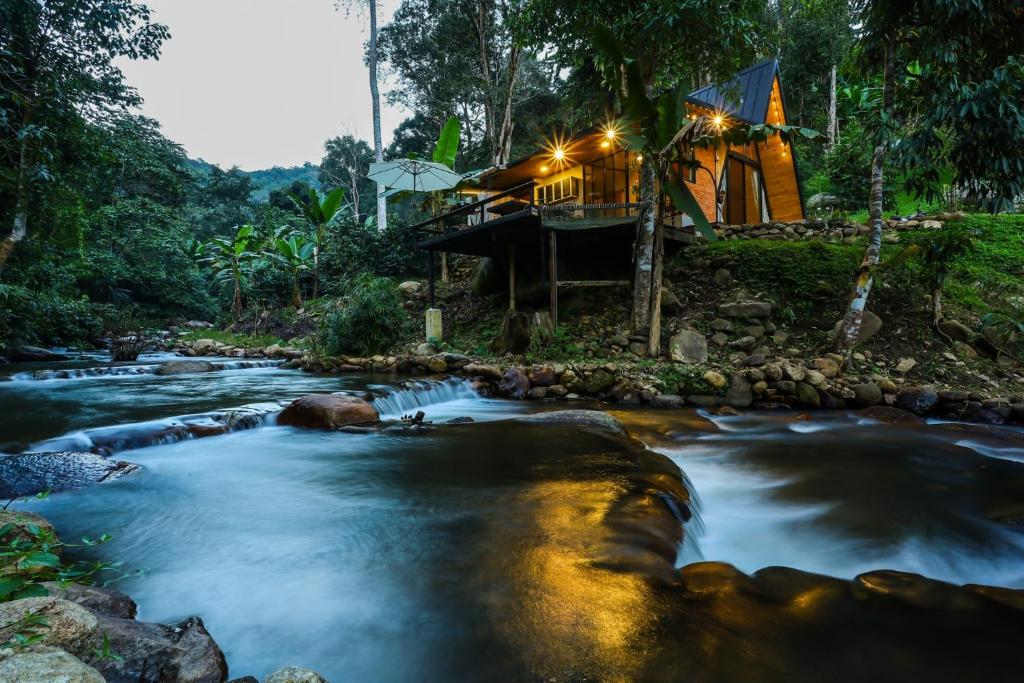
[8,359,283,382]
[369,378,481,418]
[26,402,285,456]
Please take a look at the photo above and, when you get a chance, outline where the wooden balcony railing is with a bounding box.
[410,181,537,237]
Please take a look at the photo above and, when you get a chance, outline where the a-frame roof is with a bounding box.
[687,59,780,124]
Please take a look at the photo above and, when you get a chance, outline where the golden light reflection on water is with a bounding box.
[483,479,658,681]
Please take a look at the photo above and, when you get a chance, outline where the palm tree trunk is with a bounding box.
[835,35,896,354]
[0,120,31,276]
[632,157,657,337]
[647,181,666,357]
[233,275,243,323]
[367,0,387,232]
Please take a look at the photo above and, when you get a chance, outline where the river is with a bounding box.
[2,356,1023,681]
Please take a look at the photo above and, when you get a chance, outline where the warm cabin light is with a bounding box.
[540,165,549,173]
[636,154,643,163]
[600,140,610,148]
[553,147,565,161]
[713,115,724,128]
[604,126,617,140]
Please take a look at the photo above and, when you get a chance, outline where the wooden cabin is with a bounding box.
[412,59,805,323]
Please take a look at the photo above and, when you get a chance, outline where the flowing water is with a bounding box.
[1,356,1023,680]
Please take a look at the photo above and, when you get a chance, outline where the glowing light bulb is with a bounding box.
[713,115,724,127]
[600,140,610,148]
[540,165,549,173]
[553,147,565,161]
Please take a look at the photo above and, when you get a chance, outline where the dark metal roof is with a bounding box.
[687,59,779,124]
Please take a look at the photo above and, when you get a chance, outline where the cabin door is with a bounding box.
[725,157,748,224]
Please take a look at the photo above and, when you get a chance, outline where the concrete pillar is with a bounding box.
[425,308,443,344]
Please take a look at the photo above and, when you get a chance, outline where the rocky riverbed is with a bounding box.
[3,360,1024,681]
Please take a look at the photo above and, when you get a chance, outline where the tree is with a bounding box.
[0,0,168,275]
[320,135,375,220]
[267,228,315,307]
[835,0,1023,354]
[291,187,346,299]
[203,224,261,322]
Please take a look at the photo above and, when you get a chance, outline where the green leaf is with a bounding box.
[320,188,346,223]
[20,551,60,570]
[432,116,461,169]
[12,584,49,600]
[664,180,716,242]
[0,576,26,598]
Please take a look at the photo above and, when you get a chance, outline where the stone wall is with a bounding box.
[711,213,963,243]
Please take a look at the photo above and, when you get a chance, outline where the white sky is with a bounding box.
[116,0,405,170]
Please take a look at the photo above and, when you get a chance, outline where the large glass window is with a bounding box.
[582,150,631,206]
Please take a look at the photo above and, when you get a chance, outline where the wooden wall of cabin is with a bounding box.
[757,77,804,221]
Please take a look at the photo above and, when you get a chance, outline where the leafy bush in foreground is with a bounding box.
[318,274,407,357]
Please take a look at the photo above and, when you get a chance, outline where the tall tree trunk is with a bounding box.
[233,274,243,323]
[647,172,666,357]
[835,36,896,354]
[828,65,838,148]
[932,287,943,326]
[0,116,32,276]
[494,44,520,166]
[367,0,387,232]
[632,157,657,337]
[473,1,498,163]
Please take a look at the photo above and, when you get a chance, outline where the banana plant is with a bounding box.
[267,228,315,308]
[202,224,260,323]
[291,187,346,299]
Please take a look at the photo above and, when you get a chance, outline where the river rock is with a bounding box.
[265,667,329,683]
[661,288,682,314]
[851,383,883,407]
[511,410,628,436]
[652,394,685,409]
[277,395,379,429]
[0,452,140,498]
[398,280,421,296]
[669,329,708,363]
[191,339,218,355]
[89,614,227,683]
[811,357,840,378]
[795,382,821,408]
[937,319,973,343]
[719,301,772,318]
[8,346,70,362]
[804,370,826,387]
[462,362,503,381]
[729,336,758,352]
[895,357,917,374]
[0,645,104,682]
[709,318,733,332]
[859,406,924,424]
[583,368,616,394]
[528,365,557,387]
[702,370,728,389]
[496,367,530,399]
[830,310,883,343]
[546,384,567,397]
[44,583,137,620]
[0,598,98,653]
[895,386,939,415]
[154,360,215,376]
[725,373,753,408]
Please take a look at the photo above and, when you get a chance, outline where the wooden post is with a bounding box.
[548,230,558,326]
[508,241,516,311]
[428,249,436,308]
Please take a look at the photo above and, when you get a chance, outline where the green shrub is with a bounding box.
[318,274,407,356]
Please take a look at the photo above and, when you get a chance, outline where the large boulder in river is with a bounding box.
[277,394,379,429]
[496,367,529,399]
[8,345,69,362]
[265,666,329,683]
[45,582,138,620]
[154,360,215,376]
[88,614,227,683]
[0,452,139,498]
[0,646,104,683]
[510,410,628,436]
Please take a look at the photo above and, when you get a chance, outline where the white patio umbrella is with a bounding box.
[368,159,462,193]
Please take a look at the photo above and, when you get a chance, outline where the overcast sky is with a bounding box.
[116,0,405,170]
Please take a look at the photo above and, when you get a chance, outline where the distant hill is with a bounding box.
[185,159,321,202]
